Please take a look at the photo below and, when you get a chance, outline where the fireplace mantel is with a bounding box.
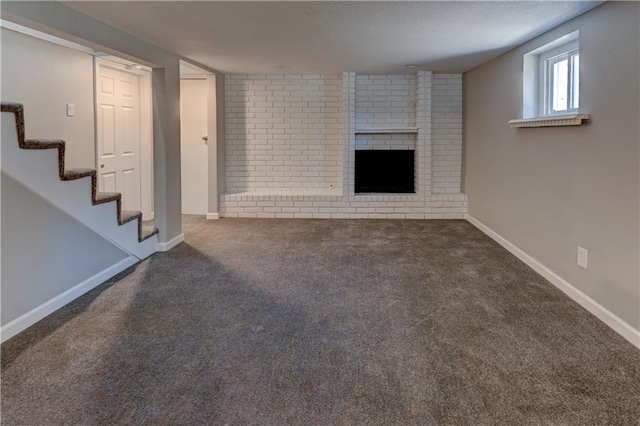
[354,127,419,134]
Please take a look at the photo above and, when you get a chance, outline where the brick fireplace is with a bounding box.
[220,71,466,219]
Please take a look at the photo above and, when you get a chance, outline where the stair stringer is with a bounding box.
[1,109,157,260]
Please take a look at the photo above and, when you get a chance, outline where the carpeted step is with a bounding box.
[119,210,142,225]
[22,139,65,150]
[62,168,96,181]
[2,101,160,249]
[141,226,160,242]
[94,192,121,205]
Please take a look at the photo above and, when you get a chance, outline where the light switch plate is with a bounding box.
[577,247,588,269]
[66,103,75,117]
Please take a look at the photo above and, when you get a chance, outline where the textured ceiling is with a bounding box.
[64,1,603,74]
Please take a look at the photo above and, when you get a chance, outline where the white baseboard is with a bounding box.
[466,214,640,350]
[156,233,184,252]
[206,212,220,220]
[1,256,138,343]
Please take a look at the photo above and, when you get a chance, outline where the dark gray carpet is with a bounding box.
[2,217,639,425]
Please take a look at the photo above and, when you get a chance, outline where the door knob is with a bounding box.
[101,164,105,168]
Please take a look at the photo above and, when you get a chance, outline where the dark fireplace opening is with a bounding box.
[355,150,415,194]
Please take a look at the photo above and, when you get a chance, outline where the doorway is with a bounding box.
[180,78,208,214]
[95,57,153,219]
[179,61,215,216]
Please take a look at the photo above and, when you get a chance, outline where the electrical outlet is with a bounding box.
[577,247,588,269]
[66,103,75,117]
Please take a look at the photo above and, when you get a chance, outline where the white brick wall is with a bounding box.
[221,72,466,219]
[225,74,343,193]
[221,193,467,219]
[342,72,356,196]
[416,70,432,196]
[432,74,463,193]
[354,134,415,150]
[355,74,416,128]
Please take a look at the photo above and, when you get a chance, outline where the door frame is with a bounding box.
[179,60,218,218]
[94,56,154,220]
[180,77,209,215]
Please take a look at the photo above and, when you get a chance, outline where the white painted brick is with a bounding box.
[344,213,364,219]
[222,72,466,219]
[405,213,426,219]
[355,74,416,128]
[238,213,257,218]
[282,207,301,213]
[386,214,406,219]
[226,74,343,193]
[432,73,463,194]
[330,213,351,219]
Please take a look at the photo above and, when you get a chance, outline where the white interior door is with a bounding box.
[180,79,208,215]
[97,64,142,212]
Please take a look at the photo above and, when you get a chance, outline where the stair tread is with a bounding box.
[94,192,120,204]
[120,210,142,224]
[140,227,159,242]
[2,101,22,109]
[22,139,65,149]
[62,168,95,180]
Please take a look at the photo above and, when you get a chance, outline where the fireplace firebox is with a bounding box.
[355,150,415,194]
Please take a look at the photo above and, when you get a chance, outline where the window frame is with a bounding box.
[538,40,580,117]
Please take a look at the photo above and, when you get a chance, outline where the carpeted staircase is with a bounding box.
[1,102,158,243]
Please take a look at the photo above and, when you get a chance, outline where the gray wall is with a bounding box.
[1,172,128,325]
[464,2,639,329]
[1,28,96,169]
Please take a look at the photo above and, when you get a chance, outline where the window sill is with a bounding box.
[508,113,589,128]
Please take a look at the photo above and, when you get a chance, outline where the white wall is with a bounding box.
[1,28,95,169]
[432,74,462,194]
[1,172,129,327]
[225,74,343,193]
[464,2,639,332]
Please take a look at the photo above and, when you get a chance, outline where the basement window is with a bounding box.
[511,30,588,128]
[541,41,579,115]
